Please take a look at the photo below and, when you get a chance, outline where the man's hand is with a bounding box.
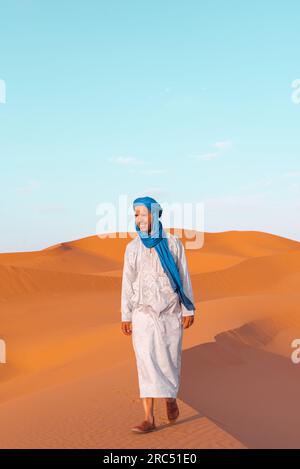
[181,315,195,329]
[121,321,132,336]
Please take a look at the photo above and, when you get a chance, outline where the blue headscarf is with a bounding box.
[133,196,195,311]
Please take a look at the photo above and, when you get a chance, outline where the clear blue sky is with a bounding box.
[0,1,300,252]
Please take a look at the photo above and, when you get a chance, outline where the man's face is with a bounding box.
[134,205,152,233]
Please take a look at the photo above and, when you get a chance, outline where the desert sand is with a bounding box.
[0,229,300,449]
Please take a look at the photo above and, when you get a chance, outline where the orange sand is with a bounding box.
[0,229,299,449]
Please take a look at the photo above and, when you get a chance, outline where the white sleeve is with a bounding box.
[175,238,195,317]
[121,245,136,322]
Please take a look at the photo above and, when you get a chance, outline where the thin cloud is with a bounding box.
[189,140,232,161]
[16,180,41,193]
[139,169,167,175]
[283,171,300,178]
[189,153,218,160]
[108,156,146,166]
[288,182,300,194]
[213,140,233,150]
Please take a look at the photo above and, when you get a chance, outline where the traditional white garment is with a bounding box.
[121,232,195,398]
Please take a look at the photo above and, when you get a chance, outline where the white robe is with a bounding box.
[121,232,195,398]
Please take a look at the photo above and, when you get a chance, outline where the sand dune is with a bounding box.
[192,249,300,301]
[0,229,299,448]
[0,243,121,273]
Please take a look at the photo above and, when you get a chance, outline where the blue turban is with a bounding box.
[132,196,195,311]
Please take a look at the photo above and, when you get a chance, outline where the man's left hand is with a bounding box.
[182,315,195,329]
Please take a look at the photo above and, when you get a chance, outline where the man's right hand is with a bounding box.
[121,321,132,336]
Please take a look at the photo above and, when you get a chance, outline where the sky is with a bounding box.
[0,0,300,252]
